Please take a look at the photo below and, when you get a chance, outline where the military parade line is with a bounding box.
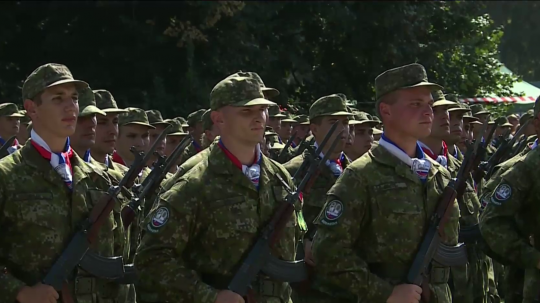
[0,62,539,303]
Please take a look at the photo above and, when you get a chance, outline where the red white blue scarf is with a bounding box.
[218,139,262,190]
[313,141,344,177]
[0,137,19,155]
[379,134,430,182]
[31,130,74,190]
[419,141,448,168]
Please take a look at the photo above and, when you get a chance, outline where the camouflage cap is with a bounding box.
[187,109,206,127]
[268,106,286,118]
[119,107,155,129]
[294,114,310,125]
[309,94,354,121]
[372,115,382,123]
[202,109,214,131]
[226,71,280,98]
[350,111,379,126]
[174,116,189,128]
[0,103,24,118]
[281,112,298,123]
[210,76,276,111]
[164,119,188,136]
[22,63,89,100]
[78,87,106,117]
[19,110,31,124]
[375,63,442,100]
[93,90,126,114]
[469,104,490,116]
[519,109,534,125]
[495,116,513,127]
[146,110,170,126]
[446,95,469,113]
[431,90,457,107]
[373,128,383,135]
[460,103,479,122]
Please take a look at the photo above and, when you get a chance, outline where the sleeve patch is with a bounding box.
[320,200,344,226]
[490,183,512,206]
[146,206,170,233]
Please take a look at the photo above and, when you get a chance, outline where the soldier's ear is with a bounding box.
[24,99,37,120]
[211,110,223,127]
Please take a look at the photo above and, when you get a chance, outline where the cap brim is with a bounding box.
[448,107,470,113]
[299,122,310,125]
[473,111,490,116]
[373,128,383,134]
[150,122,171,126]
[351,120,379,127]
[47,79,89,90]
[281,119,298,123]
[261,87,280,98]
[269,143,285,150]
[326,111,355,117]
[408,82,443,91]
[181,123,189,127]
[469,121,483,125]
[79,105,106,117]
[433,100,456,107]
[500,123,513,127]
[102,108,128,114]
[5,113,24,117]
[167,132,188,136]
[232,98,276,108]
[463,116,479,121]
[123,122,155,129]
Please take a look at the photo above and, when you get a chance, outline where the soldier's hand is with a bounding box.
[386,284,422,303]
[304,239,315,266]
[16,283,59,303]
[215,290,245,303]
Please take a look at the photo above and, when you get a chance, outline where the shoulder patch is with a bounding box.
[320,200,344,226]
[490,183,512,206]
[146,206,170,233]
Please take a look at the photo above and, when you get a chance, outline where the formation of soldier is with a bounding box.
[0,62,538,303]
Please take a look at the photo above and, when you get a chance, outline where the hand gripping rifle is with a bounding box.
[42,125,170,303]
[0,135,17,158]
[406,133,484,303]
[276,131,297,163]
[227,122,343,302]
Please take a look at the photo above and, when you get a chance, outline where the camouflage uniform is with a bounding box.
[178,108,206,165]
[0,63,127,303]
[0,103,25,157]
[312,64,459,303]
[135,75,300,303]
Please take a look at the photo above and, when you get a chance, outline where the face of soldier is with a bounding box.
[380,86,433,139]
[278,122,294,141]
[292,124,310,142]
[149,124,168,156]
[458,122,472,152]
[164,134,187,164]
[495,126,511,138]
[215,105,267,146]
[447,111,465,144]
[311,115,350,156]
[25,83,79,138]
[95,113,119,155]
[72,114,97,152]
[267,117,282,133]
[352,125,374,157]
[117,124,150,161]
[508,116,519,133]
[472,114,489,138]
[189,122,204,142]
[0,116,20,138]
[429,105,450,139]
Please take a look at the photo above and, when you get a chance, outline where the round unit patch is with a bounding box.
[320,200,344,227]
[151,207,170,228]
[490,183,512,206]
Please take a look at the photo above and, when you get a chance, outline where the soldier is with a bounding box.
[510,109,536,156]
[312,63,460,303]
[201,108,220,148]
[69,87,106,161]
[113,107,154,167]
[445,98,470,161]
[135,75,300,303]
[145,109,170,166]
[344,111,378,161]
[267,106,286,142]
[492,117,513,147]
[17,110,31,144]
[177,108,206,165]
[291,115,311,147]
[470,104,491,140]
[163,119,189,161]
[174,116,189,133]
[0,103,24,154]
[456,105,481,154]
[507,114,519,135]
[0,63,126,303]
[279,112,297,143]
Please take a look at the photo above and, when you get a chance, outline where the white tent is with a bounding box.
[459,65,540,105]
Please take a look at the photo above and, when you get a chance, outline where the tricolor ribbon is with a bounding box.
[218,139,262,190]
[31,130,74,190]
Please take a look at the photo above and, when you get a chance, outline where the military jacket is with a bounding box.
[312,144,460,303]
[160,143,213,193]
[0,141,127,303]
[178,140,201,166]
[135,145,300,303]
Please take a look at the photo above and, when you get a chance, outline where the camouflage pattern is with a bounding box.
[135,145,300,303]
[511,134,537,156]
[309,94,353,121]
[119,107,155,128]
[78,86,106,117]
[470,104,490,117]
[519,109,534,126]
[226,71,280,98]
[145,109,169,125]
[201,109,213,131]
[19,110,31,125]
[93,89,126,113]
[281,112,297,123]
[164,118,188,136]
[294,114,310,125]
[22,63,88,100]
[350,111,379,126]
[210,76,276,111]
[268,105,286,118]
[494,116,513,128]
[374,63,442,100]
[522,267,540,303]
[0,103,23,118]
[174,116,189,128]
[312,144,459,302]
[0,141,128,303]
[186,109,206,127]
[431,90,457,107]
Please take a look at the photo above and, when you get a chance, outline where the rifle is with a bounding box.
[42,125,170,303]
[471,116,497,184]
[0,135,17,158]
[509,135,527,158]
[276,131,297,163]
[227,122,343,301]
[406,134,484,302]
[294,135,311,157]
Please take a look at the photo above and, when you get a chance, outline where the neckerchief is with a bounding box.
[313,141,344,177]
[192,138,202,153]
[0,137,20,155]
[218,139,262,190]
[83,149,91,163]
[379,133,430,182]
[112,151,125,165]
[419,141,448,168]
[532,139,538,150]
[30,130,74,190]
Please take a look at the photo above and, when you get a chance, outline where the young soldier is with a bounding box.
[145,109,170,166]
[0,103,24,155]
[135,75,300,303]
[178,108,206,165]
[291,115,311,148]
[201,109,220,149]
[70,87,106,161]
[0,63,126,303]
[279,113,297,143]
[113,107,154,167]
[344,111,379,161]
[17,110,31,144]
[312,63,460,303]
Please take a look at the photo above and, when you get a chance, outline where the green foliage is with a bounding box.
[0,1,516,117]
